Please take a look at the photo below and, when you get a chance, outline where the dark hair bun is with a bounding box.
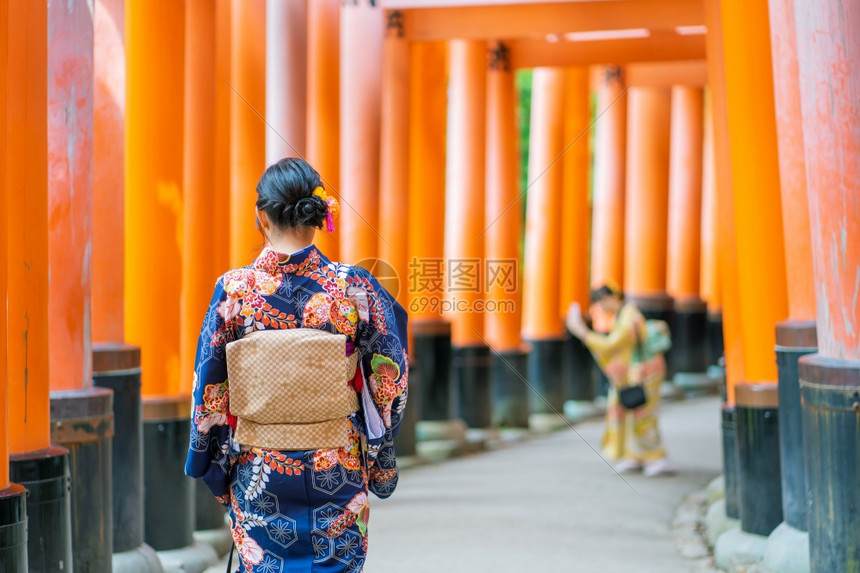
[255,157,327,229]
[293,196,328,227]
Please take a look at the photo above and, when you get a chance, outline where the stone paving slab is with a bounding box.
[366,396,721,572]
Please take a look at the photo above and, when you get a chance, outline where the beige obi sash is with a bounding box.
[225,328,360,451]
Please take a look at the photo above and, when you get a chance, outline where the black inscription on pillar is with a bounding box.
[488,42,511,72]
[604,65,623,84]
[387,11,405,38]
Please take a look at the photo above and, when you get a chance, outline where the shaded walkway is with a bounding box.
[366,396,721,572]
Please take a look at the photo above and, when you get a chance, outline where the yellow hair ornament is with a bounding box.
[312,186,339,231]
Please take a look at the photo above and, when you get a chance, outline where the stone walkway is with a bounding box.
[206,395,722,572]
[365,396,721,572]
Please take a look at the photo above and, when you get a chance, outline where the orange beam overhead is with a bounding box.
[623,60,708,88]
[389,0,705,41]
[509,32,705,69]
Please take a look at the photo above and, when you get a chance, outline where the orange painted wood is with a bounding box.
[379,17,410,309]
[229,0,266,267]
[47,0,94,391]
[125,0,185,396]
[509,32,705,69]
[484,42,523,352]
[6,0,52,452]
[720,0,788,383]
[446,40,487,346]
[339,1,383,264]
[306,0,340,260]
[522,68,565,340]
[768,0,816,323]
[700,92,720,312]
[623,87,671,297]
[93,0,126,344]
[397,0,705,41]
[624,60,708,88]
[182,0,218,396]
[666,86,704,301]
[266,0,306,164]
[559,67,591,315]
[794,0,859,359]
[0,0,8,487]
[213,0,231,273]
[590,66,627,288]
[407,41,447,323]
[705,0,745,399]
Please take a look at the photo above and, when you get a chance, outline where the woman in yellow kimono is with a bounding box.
[567,284,676,477]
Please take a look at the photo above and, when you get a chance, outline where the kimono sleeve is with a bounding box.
[349,268,409,498]
[583,305,638,358]
[184,277,237,505]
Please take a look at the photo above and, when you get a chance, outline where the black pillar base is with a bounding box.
[195,480,227,531]
[721,405,740,519]
[393,353,418,456]
[565,336,594,402]
[490,349,529,428]
[628,293,675,378]
[775,320,817,533]
[49,386,114,572]
[799,355,860,572]
[0,484,28,572]
[452,345,492,429]
[706,311,725,367]
[412,321,453,422]
[9,446,73,573]
[525,338,566,415]
[92,343,146,554]
[143,397,194,551]
[671,297,709,376]
[735,383,783,536]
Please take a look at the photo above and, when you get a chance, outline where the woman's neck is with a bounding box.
[266,229,316,255]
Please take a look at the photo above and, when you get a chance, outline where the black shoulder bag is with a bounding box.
[617,321,647,410]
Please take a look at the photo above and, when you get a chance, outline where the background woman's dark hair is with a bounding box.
[590,283,624,303]
[255,157,328,229]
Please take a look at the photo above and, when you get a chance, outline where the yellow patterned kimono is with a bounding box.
[583,304,667,463]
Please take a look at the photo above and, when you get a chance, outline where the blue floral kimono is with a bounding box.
[185,245,408,572]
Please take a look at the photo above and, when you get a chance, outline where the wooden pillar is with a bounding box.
[340,1,382,264]
[6,1,74,567]
[126,0,185,396]
[229,0,265,267]
[667,86,709,381]
[559,67,594,404]
[794,1,860,567]
[762,0,819,553]
[719,0,788,386]
[485,41,527,427]
[715,0,788,542]
[0,0,8,492]
[590,65,627,288]
[93,0,126,345]
[700,93,725,367]
[306,0,339,259]
[408,42,455,431]
[447,39,490,428]
[705,0,745,399]
[379,11,409,309]
[266,0,306,164]
[213,0,231,272]
[624,87,673,329]
[47,0,94,391]
[522,68,566,427]
[182,0,218,395]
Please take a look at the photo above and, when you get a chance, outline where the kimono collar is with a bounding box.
[253,244,328,275]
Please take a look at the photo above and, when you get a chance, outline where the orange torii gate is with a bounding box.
[382,0,713,434]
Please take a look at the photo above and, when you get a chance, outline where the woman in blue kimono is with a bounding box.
[185,158,408,572]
